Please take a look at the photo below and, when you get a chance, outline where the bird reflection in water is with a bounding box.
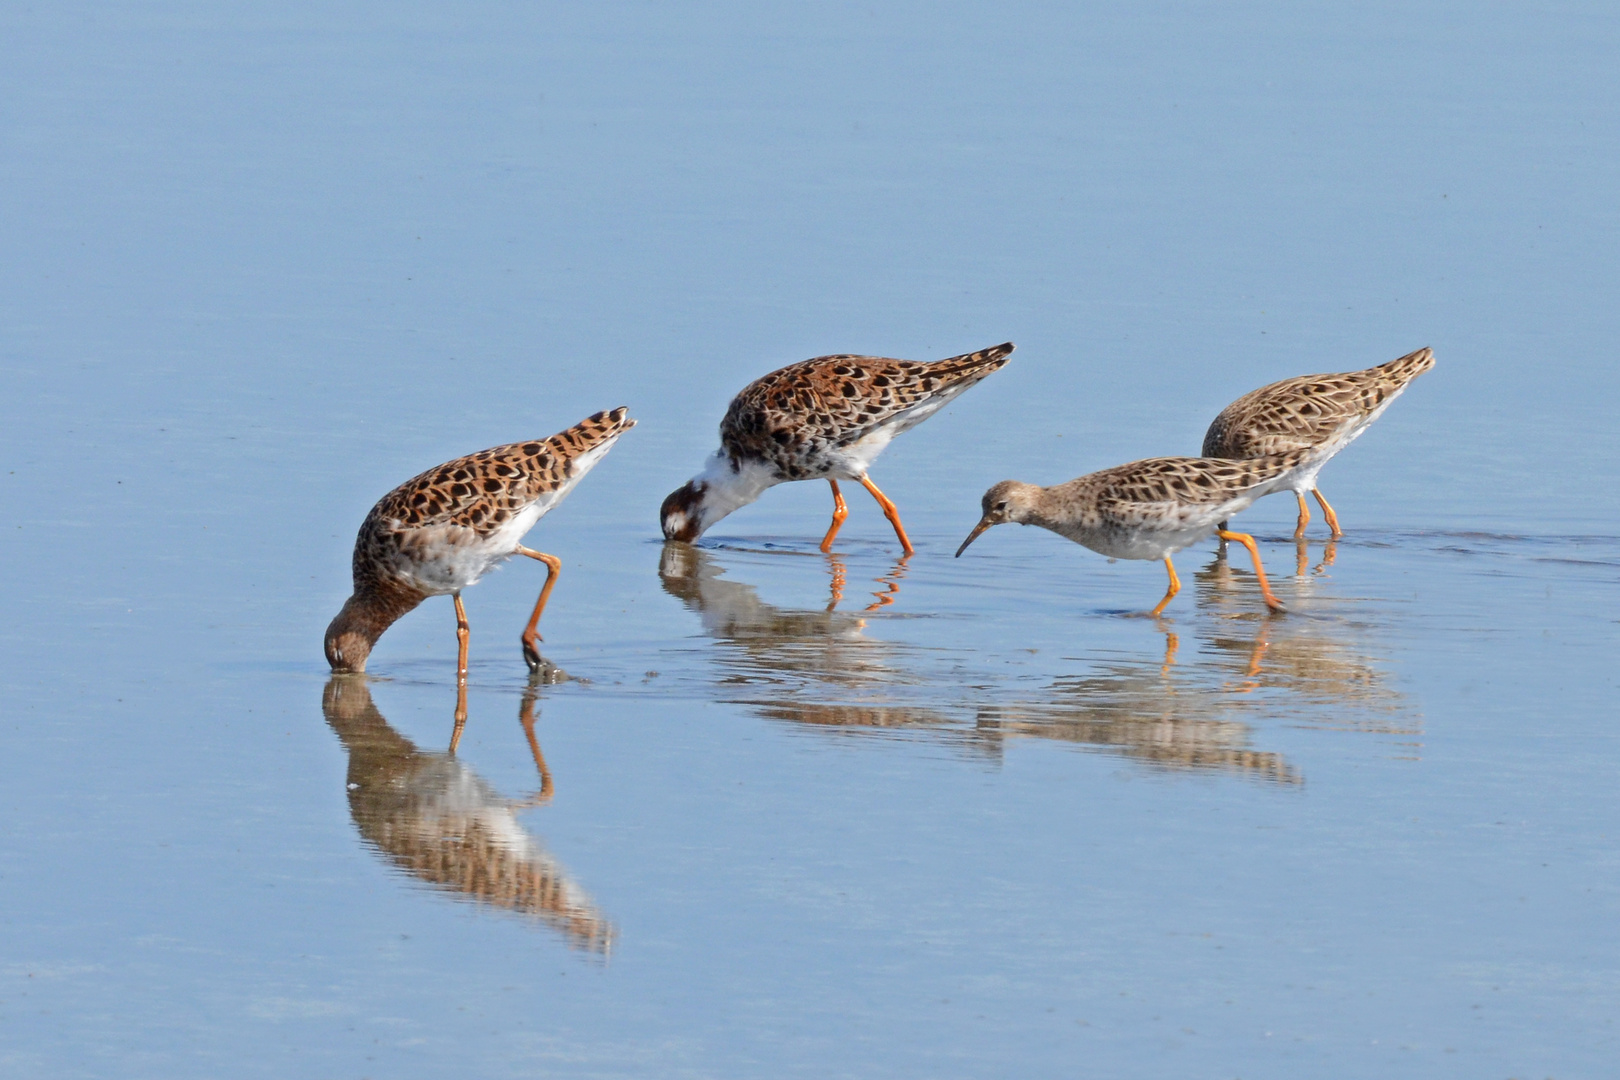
[978,551,1420,781]
[976,626,1303,785]
[1295,537,1339,576]
[321,676,615,954]
[658,543,972,740]
[658,544,1415,778]
[1193,550,1418,739]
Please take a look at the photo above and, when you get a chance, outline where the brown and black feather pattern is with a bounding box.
[718,343,1014,480]
[352,407,635,598]
[1202,347,1435,460]
[1041,451,1313,535]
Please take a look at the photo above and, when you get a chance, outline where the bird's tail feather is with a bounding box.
[1375,346,1435,385]
[926,342,1016,382]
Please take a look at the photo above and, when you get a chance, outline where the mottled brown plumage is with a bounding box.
[326,408,635,677]
[661,343,1014,553]
[1202,347,1435,537]
[718,344,1015,480]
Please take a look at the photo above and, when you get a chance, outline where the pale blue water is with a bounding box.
[4,3,1618,1077]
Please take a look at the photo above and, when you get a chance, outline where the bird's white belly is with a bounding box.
[828,426,899,478]
[387,498,552,596]
[388,431,630,595]
[1049,487,1274,561]
[1289,388,1406,489]
[1285,459,1327,493]
[1070,521,1219,561]
[825,391,958,478]
[387,529,513,595]
[485,496,551,554]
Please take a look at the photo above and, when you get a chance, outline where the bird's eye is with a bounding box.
[994,501,1007,512]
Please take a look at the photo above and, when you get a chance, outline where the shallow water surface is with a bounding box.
[4,3,1619,1078]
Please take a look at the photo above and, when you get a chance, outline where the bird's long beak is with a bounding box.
[955,517,995,558]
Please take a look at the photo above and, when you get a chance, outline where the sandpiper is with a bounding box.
[1202,347,1435,538]
[660,343,1014,554]
[325,408,635,680]
[955,451,1310,616]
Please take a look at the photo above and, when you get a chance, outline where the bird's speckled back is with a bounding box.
[718,343,1014,480]
[1051,451,1313,532]
[1202,347,1434,459]
[352,407,634,595]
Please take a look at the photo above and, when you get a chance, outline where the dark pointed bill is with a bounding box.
[955,517,995,558]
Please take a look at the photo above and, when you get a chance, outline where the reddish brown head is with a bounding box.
[660,480,707,542]
[324,589,423,673]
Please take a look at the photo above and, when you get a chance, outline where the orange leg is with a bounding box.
[1148,555,1181,618]
[858,475,915,555]
[819,480,850,552]
[516,546,563,672]
[1216,530,1286,613]
[1313,489,1343,538]
[452,591,470,685]
[449,680,468,754]
[1293,491,1311,539]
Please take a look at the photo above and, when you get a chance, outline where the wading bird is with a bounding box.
[956,450,1310,617]
[1202,347,1434,538]
[325,408,635,679]
[661,343,1014,553]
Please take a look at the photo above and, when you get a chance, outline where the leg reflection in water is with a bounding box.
[822,552,911,613]
[826,553,847,610]
[321,675,612,953]
[973,621,1303,786]
[658,543,961,735]
[862,554,911,612]
[1194,553,1417,737]
[1293,538,1340,577]
[1158,628,1180,676]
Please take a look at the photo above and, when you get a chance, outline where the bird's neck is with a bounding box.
[324,585,424,673]
[1009,485,1064,533]
[692,452,780,529]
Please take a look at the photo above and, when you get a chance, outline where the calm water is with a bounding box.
[4,3,1618,1077]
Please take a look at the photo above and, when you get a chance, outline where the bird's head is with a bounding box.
[325,606,378,673]
[955,480,1041,556]
[323,587,422,673]
[660,480,709,543]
